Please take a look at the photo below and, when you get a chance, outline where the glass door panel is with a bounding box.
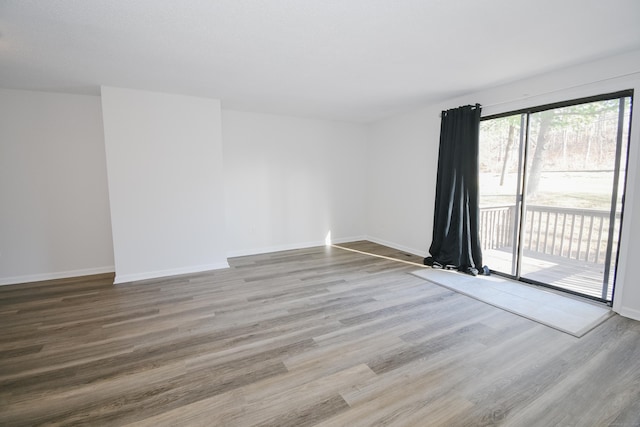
[479,114,524,277]
[520,98,630,300]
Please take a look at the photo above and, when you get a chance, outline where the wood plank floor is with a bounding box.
[1,241,639,426]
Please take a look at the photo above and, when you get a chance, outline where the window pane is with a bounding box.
[479,114,523,276]
[520,98,627,300]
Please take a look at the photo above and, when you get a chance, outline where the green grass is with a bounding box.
[480,171,621,210]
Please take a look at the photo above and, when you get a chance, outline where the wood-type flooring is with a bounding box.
[1,241,639,426]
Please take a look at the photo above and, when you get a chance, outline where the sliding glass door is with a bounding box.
[479,91,632,302]
[479,113,524,277]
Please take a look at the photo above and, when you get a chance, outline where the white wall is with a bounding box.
[222,110,367,256]
[367,49,640,319]
[366,106,440,256]
[101,87,228,283]
[0,89,114,284]
[1,88,367,285]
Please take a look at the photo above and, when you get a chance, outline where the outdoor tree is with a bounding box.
[525,100,620,197]
[526,110,554,196]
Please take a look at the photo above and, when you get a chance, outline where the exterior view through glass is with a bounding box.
[479,93,632,302]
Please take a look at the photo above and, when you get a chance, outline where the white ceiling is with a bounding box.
[1,0,640,122]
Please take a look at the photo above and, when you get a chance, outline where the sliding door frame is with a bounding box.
[481,89,634,304]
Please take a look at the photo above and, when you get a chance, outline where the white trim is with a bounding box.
[226,235,367,258]
[113,261,230,284]
[332,235,368,245]
[0,266,115,286]
[365,235,427,258]
[616,306,640,322]
[227,241,324,258]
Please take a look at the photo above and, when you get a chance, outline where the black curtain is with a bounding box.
[424,104,485,275]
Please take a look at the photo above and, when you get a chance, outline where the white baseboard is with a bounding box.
[0,266,115,286]
[616,305,640,322]
[227,235,367,258]
[364,236,427,259]
[227,241,325,258]
[333,235,368,245]
[114,261,230,284]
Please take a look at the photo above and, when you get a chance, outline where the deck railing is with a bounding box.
[479,205,515,251]
[480,205,620,264]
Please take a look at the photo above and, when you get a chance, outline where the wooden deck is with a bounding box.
[484,247,613,301]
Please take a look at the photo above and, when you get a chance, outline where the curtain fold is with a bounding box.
[425,104,486,275]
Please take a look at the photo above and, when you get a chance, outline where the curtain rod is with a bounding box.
[440,103,481,117]
[439,69,640,118]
